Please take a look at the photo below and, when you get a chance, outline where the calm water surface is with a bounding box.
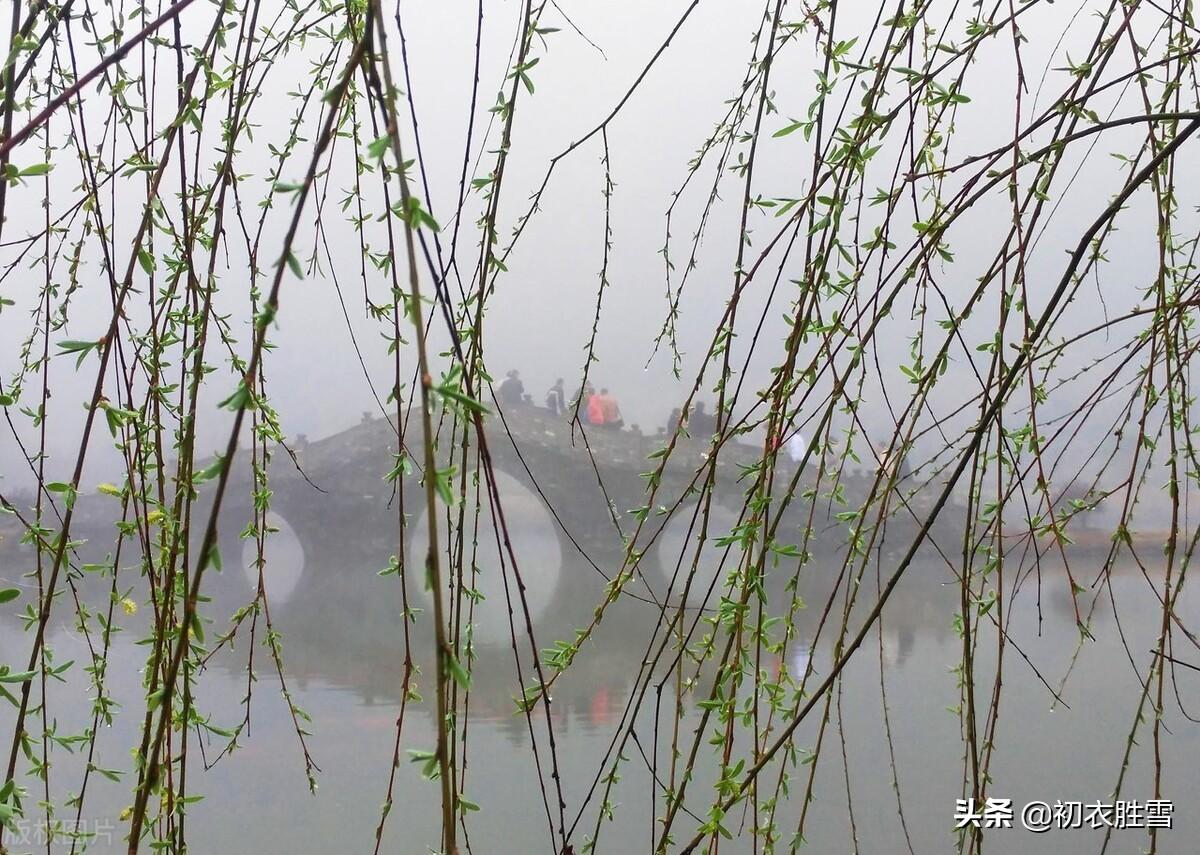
[1,522,1196,854]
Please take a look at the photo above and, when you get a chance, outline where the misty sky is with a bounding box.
[0,0,1194,515]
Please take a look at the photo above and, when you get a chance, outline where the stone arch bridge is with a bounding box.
[205,403,868,574]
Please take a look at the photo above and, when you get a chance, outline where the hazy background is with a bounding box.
[0,0,1194,524]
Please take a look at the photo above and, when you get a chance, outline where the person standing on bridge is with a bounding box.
[598,388,623,429]
[587,386,606,426]
[498,369,525,405]
[786,430,808,465]
[690,401,714,438]
[545,378,566,415]
[668,407,683,436]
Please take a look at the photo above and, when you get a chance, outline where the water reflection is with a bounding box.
[0,520,1197,853]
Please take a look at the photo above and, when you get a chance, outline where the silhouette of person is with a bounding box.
[691,402,714,437]
[498,369,524,405]
[545,378,565,415]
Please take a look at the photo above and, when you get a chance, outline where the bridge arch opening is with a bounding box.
[241,511,306,605]
[409,469,563,646]
[653,502,741,609]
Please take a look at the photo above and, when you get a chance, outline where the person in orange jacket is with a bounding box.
[598,388,623,429]
[587,389,606,425]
